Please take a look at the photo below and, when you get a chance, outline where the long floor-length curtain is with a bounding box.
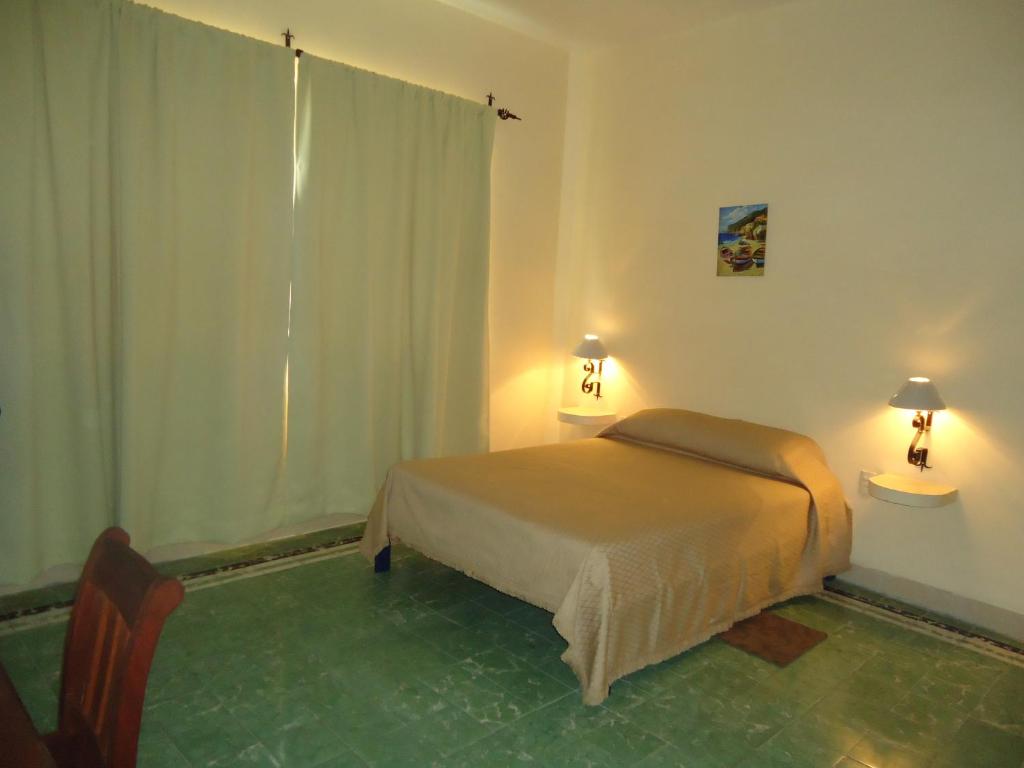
[114,4,295,551]
[0,0,119,585]
[287,55,495,523]
[1,0,495,586]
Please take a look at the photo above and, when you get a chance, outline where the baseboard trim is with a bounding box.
[820,590,1023,668]
[0,540,363,637]
[833,565,1024,645]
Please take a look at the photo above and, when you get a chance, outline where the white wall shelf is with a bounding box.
[557,406,617,426]
[868,473,958,508]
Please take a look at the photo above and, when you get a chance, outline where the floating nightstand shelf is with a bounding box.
[868,473,958,508]
[557,406,616,426]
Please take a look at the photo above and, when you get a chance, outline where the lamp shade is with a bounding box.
[573,334,608,360]
[888,377,946,411]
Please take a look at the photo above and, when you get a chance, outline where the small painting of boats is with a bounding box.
[717,204,767,276]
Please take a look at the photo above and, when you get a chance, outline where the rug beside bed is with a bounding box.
[721,611,827,666]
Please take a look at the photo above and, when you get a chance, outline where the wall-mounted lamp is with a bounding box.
[888,377,946,471]
[573,334,608,401]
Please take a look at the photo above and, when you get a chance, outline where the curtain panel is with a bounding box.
[1,0,294,583]
[0,0,119,585]
[114,4,295,549]
[287,55,495,523]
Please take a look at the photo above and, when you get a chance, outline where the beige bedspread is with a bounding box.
[360,408,851,704]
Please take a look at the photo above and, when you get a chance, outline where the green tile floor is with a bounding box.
[2,543,1022,767]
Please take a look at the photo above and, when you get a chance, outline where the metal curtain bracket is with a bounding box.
[486,93,523,122]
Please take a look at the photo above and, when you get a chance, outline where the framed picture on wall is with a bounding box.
[717,204,767,276]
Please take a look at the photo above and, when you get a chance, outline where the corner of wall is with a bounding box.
[544,49,601,442]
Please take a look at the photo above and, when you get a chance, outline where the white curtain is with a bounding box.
[287,55,495,523]
[114,4,295,550]
[0,2,495,585]
[0,0,119,585]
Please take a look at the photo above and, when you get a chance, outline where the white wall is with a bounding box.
[140,0,569,452]
[558,0,1024,615]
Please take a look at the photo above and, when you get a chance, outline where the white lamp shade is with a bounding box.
[573,334,608,360]
[888,377,946,411]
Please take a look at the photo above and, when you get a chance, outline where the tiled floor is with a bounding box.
[2,543,1022,767]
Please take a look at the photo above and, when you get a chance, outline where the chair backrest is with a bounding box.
[56,528,184,768]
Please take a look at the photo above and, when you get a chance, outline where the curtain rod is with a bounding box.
[282,29,522,122]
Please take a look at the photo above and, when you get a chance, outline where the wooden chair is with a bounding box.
[42,527,184,768]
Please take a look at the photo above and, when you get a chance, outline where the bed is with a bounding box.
[359,408,851,704]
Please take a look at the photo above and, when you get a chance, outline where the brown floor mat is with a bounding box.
[720,611,827,666]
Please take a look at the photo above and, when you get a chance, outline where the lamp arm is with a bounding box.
[581,359,603,400]
[907,411,933,471]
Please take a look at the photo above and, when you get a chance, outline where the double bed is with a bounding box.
[360,408,851,704]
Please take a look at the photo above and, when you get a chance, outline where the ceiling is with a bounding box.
[434,0,794,50]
